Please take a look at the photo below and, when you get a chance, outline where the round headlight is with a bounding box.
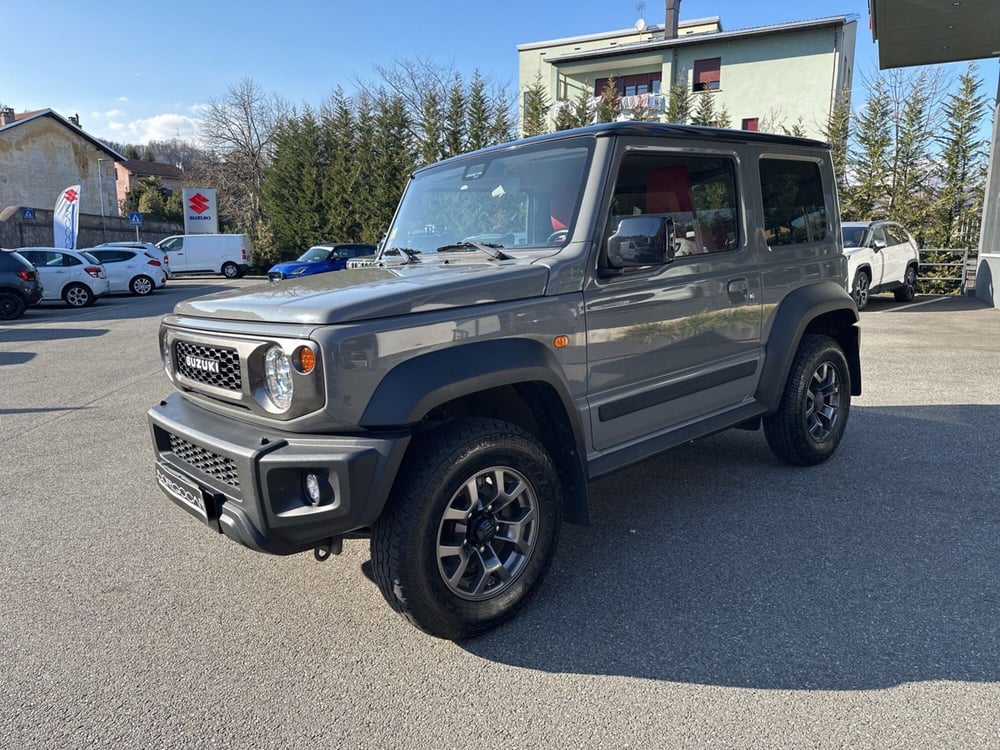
[265,346,293,410]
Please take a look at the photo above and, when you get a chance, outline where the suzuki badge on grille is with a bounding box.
[185,354,221,374]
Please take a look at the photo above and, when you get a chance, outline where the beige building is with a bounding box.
[0,108,121,218]
[517,10,857,139]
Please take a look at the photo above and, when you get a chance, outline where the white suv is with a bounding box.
[841,221,919,310]
[16,247,111,307]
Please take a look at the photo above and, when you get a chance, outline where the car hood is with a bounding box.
[175,261,550,324]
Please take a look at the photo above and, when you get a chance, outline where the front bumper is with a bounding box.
[149,393,410,555]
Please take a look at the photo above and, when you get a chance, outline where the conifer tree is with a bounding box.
[934,62,988,248]
[665,83,691,124]
[690,91,717,126]
[467,70,491,151]
[824,87,851,198]
[521,73,551,137]
[596,77,620,123]
[489,88,515,144]
[848,76,893,220]
[418,86,444,166]
[444,73,467,158]
[321,87,362,242]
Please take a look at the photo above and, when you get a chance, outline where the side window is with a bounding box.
[160,237,183,252]
[759,159,828,246]
[886,225,907,246]
[58,253,82,266]
[606,151,740,260]
[871,226,888,247]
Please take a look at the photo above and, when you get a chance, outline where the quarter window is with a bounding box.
[607,152,740,259]
[759,159,828,246]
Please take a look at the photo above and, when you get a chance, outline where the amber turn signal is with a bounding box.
[553,335,569,349]
[294,346,316,374]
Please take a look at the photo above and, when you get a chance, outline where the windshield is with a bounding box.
[298,247,333,262]
[842,226,867,248]
[382,141,593,258]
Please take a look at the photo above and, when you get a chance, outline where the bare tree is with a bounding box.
[199,77,289,232]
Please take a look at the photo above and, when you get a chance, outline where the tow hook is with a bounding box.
[314,537,344,561]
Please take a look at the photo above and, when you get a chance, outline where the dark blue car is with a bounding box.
[267,243,377,282]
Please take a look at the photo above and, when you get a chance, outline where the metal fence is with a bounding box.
[917,248,978,294]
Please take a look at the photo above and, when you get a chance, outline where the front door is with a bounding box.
[159,237,187,272]
[584,145,762,452]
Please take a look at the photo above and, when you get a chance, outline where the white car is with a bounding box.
[85,247,167,295]
[94,241,174,279]
[16,247,111,307]
[841,221,919,310]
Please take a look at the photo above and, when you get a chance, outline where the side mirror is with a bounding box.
[607,215,675,271]
[872,239,887,251]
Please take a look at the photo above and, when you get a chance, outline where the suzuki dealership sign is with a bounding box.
[182,188,219,234]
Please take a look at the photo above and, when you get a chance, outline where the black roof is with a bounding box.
[417,121,830,174]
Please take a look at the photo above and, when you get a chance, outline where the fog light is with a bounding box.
[305,472,322,506]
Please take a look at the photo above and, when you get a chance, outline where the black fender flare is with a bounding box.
[756,281,861,412]
[360,338,590,525]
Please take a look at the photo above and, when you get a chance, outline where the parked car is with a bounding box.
[267,243,377,282]
[95,241,173,278]
[841,221,919,310]
[150,122,861,640]
[16,247,110,307]
[85,246,167,296]
[156,234,253,278]
[0,249,43,320]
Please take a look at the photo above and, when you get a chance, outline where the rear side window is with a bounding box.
[608,152,740,257]
[759,159,828,246]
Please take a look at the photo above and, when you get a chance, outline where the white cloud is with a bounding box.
[113,113,200,143]
[117,96,129,103]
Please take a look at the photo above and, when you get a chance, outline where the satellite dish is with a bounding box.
[634,18,647,30]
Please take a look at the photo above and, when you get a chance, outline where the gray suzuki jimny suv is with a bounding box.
[149,122,860,639]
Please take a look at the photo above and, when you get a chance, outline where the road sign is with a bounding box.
[21,208,35,220]
[128,212,143,226]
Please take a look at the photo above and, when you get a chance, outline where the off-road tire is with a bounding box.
[371,418,561,640]
[851,270,870,310]
[221,262,240,279]
[894,265,917,302]
[63,283,93,308]
[0,292,26,320]
[130,275,155,296]
[764,334,851,466]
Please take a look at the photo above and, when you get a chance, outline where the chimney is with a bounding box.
[0,107,15,127]
[69,113,80,127]
[664,0,680,39]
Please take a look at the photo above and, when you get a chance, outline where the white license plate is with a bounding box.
[156,464,207,520]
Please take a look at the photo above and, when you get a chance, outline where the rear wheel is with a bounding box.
[130,275,155,295]
[851,270,870,310]
[0,292,26,320]
[222,262,239,279]
[894,265,916,302]
[371,418,561,640]
[764,334,851,466]
[63,283,93,308]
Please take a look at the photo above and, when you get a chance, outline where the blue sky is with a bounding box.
[2,0,996,144]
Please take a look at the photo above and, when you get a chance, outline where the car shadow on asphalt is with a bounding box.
[460,403,1000,690]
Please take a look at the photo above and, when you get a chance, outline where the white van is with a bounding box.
[156,234,253,278]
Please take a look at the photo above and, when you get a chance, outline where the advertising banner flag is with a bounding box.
[182,188,219,234]
[54,185,81,249]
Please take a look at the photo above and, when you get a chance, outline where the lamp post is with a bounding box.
[97,158,109,242]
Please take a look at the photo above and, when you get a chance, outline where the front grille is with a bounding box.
[174,340,241,391]
[168,433,241,489]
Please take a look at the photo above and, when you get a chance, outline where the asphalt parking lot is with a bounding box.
[2,282,999,748]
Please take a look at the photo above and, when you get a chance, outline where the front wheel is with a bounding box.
[763,334,851,466]
[894,266,916,302]
[851,270,870,310]
[371,418,561,640]
[221,262,240,279]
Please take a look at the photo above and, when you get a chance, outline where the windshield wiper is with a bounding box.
[379,247,422,264]
[435,241,511,261]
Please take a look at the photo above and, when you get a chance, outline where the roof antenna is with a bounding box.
[635,1,647,29]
